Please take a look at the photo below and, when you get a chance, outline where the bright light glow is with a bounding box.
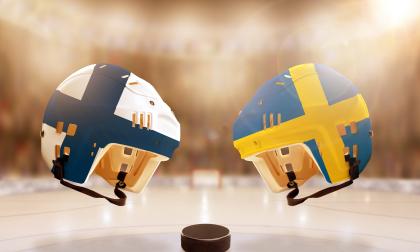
[276,201,283,213]
[262,191,269,207]
[364,193,371,203]
[140,193,147,205]
[126,200,134,211]
[298,212,307,225]
[372,0,419,28]
[199,190,210,223]
[102,210,112,224]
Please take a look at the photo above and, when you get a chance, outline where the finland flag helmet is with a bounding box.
[233,63,372,206]
[41,64,180,206]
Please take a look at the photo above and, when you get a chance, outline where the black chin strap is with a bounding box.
[286,155,360,206]
[52,156,127,206]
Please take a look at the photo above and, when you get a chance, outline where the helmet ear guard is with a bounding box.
[52,155,128,206]
[51,144,170,206]
[248,144,318,192]
[286,155,360,206]
[93,144,168,193]
[248,143,360,206]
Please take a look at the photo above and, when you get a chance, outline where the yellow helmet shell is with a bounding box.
[233,63,372,191]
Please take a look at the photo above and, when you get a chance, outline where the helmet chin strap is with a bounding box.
[51,155,127,206]
[286,155,360,206]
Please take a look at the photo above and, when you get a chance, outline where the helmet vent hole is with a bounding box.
[120,163,129,172]
[352,145,358,158]
[262,113,267,129]
[285,163,293,172]
[147,113,152,129]
[343,147,350,156]
[55,145,61,159]
[56,121,64,134]
[280,147,289,156]
[67,123,78,136]
[64,146,71,156]
[124,147,133,156]
[337,124,346,136]
[139,113,145,128]
[350,122,358,134]
[269,113,274,127]
[132,113,138,127]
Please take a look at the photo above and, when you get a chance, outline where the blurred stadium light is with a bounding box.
[0,0,418,180]
[371,0,419,29]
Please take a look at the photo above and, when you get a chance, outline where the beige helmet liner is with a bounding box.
[93,143,168,193]
[248,143,319,192]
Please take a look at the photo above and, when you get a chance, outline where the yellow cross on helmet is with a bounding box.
[233,63,373,206]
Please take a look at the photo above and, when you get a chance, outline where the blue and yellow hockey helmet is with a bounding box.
[233,63,372,205]
[41,64,180,205]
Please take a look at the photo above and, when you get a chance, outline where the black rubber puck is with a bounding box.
[181,224,231,252]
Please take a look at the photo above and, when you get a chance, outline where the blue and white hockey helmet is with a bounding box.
[41,64,180,197]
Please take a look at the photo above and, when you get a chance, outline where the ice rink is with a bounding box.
[0,0,419,251]
[1,177,419,251]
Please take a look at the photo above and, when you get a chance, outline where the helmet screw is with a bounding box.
[118,181,126,188]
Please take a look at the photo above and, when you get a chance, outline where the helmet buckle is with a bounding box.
[117,171,128,189]
[286,170,297,188]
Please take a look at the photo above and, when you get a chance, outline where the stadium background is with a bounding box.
[0,0,419,180]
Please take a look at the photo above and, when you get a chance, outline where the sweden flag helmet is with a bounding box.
[41,64,180,205]
[233,63,372,205]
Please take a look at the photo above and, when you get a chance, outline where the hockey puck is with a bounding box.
[181,224,231,252]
